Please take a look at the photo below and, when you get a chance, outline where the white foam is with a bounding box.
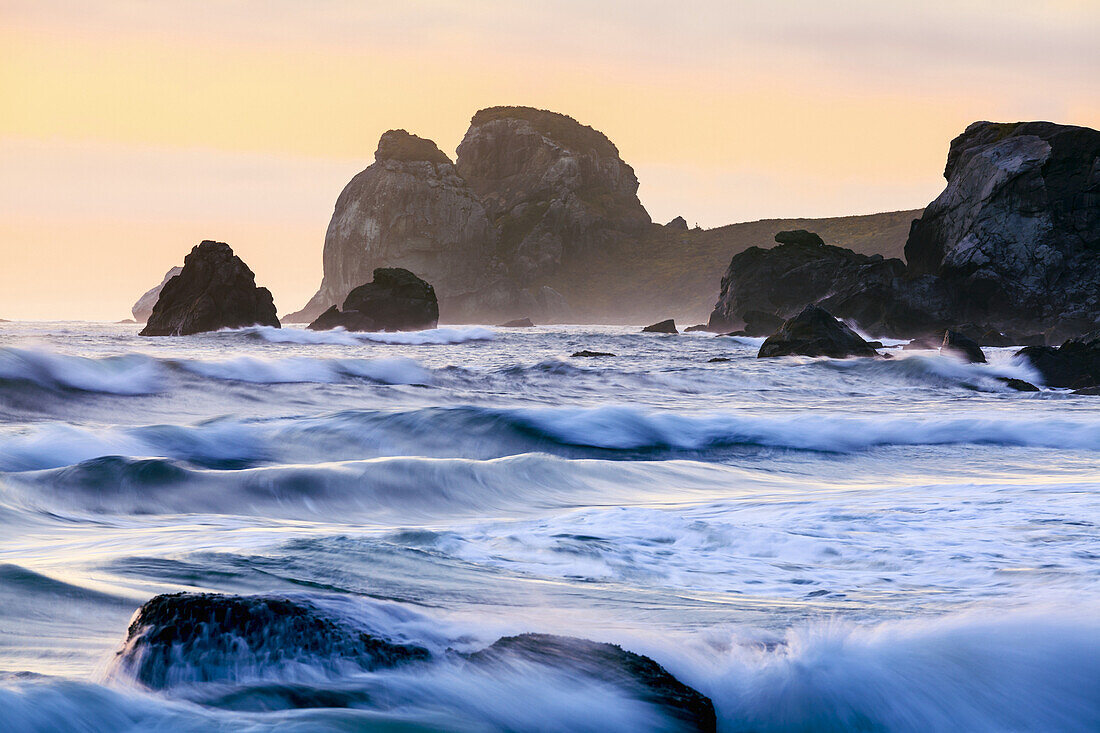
[177,355,429,385]
[0,348,165,395]
[232,325,496,345]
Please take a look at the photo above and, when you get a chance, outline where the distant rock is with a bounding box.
[905,121,1100,341]
[1017,331,1100,389]
[642,319,677,334]
[498,317,534,328]
[114,593,430,689]
[287,130,495,324]
[707,356,731,362]
[140,242,278,337]
[941,329,986,363]
[572,350,615,357]
[758,305,879,358]
[684,324,710,333]
[1073,386,1100,395]
[308,268,438,332]
[467,634,716,733]
[707,229,940,337]
[665,216,689,230]
[132,266,182,322]
[116,319,136,324]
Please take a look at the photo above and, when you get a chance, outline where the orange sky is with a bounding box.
[2,1,1098,320]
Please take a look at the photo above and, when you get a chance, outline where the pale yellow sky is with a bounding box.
[2,0,1098,319]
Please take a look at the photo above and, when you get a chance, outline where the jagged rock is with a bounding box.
[1017,331,1100,388]
[571,350,615,357]
[997,377,1040,392]
[113,593,431,689]
[642,319,678,334]
[466,634,716,733]
[132,266,182,322]
[941,330,986,363]
[140,242,278,337]
[288,130,496,323]
[498,317,534,328]
[707,230,943,337]
[905,121,1100,340]
[758,305,879,358]
[666,216,689,230]
[309,268,438,332]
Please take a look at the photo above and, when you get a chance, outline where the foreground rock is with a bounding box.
[1017,331,1100,389]
[642,319,678,334]
[467,633,716,732]
[132,266,182,322]
[758,305,879,358]
[140,242,278,336]
[308,268,438,332]
[941,330,986,363]
[114,593,431,689]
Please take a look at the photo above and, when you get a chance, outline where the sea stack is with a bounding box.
[140,241,279,336]
[132,266,182,322]
[308,268,439,332]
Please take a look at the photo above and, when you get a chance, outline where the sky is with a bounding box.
[2,1,1098,320]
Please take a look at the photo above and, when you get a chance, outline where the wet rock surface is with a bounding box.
[758,305,880,359]
[308,268,438,332]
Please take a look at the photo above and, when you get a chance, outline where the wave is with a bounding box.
[176,355,429,385]
[5,404,1100,473]
[0,348,165,395]
[819,350,1044,390]
[702,608,1100,732]
[232,324,497,345]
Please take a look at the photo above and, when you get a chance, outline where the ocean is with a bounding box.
[1,322,1098,731]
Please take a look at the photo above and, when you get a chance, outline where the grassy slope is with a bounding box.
[548,208,922,325]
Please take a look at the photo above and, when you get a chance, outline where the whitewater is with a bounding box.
[1,321,1098,732]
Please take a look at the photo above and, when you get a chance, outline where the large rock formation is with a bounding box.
[287,130,496,323]
[308,267,439,332]
[455,106,650,286]
[1017,331,1100,389]
[706,230,948,337]
[905,121,1100,341]
[132,266,182,322]
[140,241,279,336]
[758,305,880,358]
[709,121,1100,342]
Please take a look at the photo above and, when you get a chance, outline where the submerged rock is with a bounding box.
[140,242,278,337]
[941,330,986,363]
[1017,331,1100,388]
[642,319,678,334]
[114,593,431,689]
[572,350,615,357]
[997,377,1040,392]
[498,317,534,328]
[758,305,879,359]
[467,633,716,733]
[684,324,710,333]
[308,268,439,332]
[131,266,182,322]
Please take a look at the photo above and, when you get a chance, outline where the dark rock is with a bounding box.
[865,341,884,349]
[684,324,711,333]
[903,335,943,350]
[758,305,879,359]
[997,377,1040,392]
[722,330,749,337]
[114,593,431,689]
[905,121,1100,338]
[1016,331,1100,388]
[498,317,534,328]
[309,268,438,332]
[941,330,986,363]
[666,216,689,230]
[774,229,826,247]
[706,229,945,337]
[642,319,678,334]
[140,241,279,337]
[116,319,136,324]
[1073,386,1100,395]
[707,357,731,362]
[132,266,183,322]
[572,350,615,357]
[467,633,716,733]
